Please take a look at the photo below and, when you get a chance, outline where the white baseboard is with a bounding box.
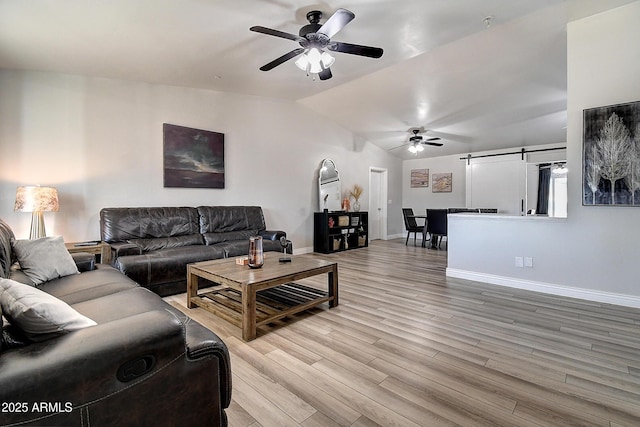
[446,268,640,309]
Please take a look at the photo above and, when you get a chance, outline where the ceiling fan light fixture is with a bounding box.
[408,143,423,154]
[308,61,323,74]
[295,48,330,74]
[320,51,335,68]
[294,53,309,71]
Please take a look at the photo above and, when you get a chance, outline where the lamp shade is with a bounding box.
[14,186,59,213]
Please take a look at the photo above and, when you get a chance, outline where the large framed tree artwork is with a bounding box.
[583,100,640,206]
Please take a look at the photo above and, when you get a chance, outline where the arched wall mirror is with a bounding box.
[318,159,342,211]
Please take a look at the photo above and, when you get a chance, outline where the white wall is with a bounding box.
[402,154,466,212]
[402,143,566,217]
[447,2,640,306]
[0,70,402,251]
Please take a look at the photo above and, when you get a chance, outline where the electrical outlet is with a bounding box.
[515,256,524,268]
[525,257,533,268]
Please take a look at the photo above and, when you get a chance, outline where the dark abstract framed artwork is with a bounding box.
[583,100,640,206]
[163,123,225,189]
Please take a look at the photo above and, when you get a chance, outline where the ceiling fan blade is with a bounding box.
[250,26,304,43]
[318,67,332,80]
[328,42,383,58]
[318,8,355,39]
[259,48,305,71]
[426,137,442,142]
[424,142,444,147]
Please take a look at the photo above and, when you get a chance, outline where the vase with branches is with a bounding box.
[349,184,363,212]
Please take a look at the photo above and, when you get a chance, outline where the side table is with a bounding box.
[65,241,111,264]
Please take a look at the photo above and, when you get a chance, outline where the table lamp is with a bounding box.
[14,186,59,239]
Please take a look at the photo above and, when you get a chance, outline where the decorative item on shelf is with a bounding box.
[341,197,350,212]
[349,184,363,212]
[337,215,349,227]
[333,238,341,251]
[248,236,264,268]
[14,185,59,240]
[279,236,292,263]
[328,217,335,228]
[358,235,367,247]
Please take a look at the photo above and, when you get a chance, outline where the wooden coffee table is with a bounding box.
[187,253,338,341]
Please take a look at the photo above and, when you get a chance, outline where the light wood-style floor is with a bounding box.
[165,239,640,427]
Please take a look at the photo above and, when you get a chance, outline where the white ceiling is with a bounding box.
[0,0,635,159]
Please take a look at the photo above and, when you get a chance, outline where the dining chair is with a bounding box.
[402,208,425,246]
[426,209,448,249]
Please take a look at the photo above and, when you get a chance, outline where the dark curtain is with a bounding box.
[536,165,551,215]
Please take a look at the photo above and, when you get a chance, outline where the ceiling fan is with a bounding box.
[388,128,443,154]
[407,128,443,153]
[409,128,442,146]
[249,8,383,80]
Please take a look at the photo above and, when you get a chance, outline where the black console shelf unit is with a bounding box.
[314,211,368,254]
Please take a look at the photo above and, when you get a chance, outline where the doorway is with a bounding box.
[369,167,388,240]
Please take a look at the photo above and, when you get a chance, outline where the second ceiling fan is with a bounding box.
[250,8,383,80]
[408,128,442,153]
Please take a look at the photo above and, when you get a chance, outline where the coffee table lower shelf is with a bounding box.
[190,283,331,332]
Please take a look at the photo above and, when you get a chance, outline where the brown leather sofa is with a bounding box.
[100,206,290,296]
[0,218,231,426]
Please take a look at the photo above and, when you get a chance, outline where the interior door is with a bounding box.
[369,168,387,240]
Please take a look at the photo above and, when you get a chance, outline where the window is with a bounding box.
[548,165,567,218]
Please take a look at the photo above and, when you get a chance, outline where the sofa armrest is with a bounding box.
[185,319,233,408]
[71,251,96,272]
[0,311,187,417]
[259,229,286,241]
[109,241,143,258]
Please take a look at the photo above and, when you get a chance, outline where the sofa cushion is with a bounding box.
[128,233,203,252]
[100,207,200,242]
[198,206,266,233]
[12,236,79,285]
[39,264,140,305]
[115,245,226,288]
[70,287,171,324]
[202,229,257,246]
[0,278,96,342]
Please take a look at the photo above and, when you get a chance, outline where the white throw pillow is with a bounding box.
[0,278,96,342]
[12,236,79,285]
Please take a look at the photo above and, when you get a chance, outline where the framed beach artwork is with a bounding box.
[583,100,640,206]
[410,169,429,187]
[432,173,452,193]
[163,123,225,189]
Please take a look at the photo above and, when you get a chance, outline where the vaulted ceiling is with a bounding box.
[0,0,635,159]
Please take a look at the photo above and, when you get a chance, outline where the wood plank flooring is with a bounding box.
[165,239,640,427]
